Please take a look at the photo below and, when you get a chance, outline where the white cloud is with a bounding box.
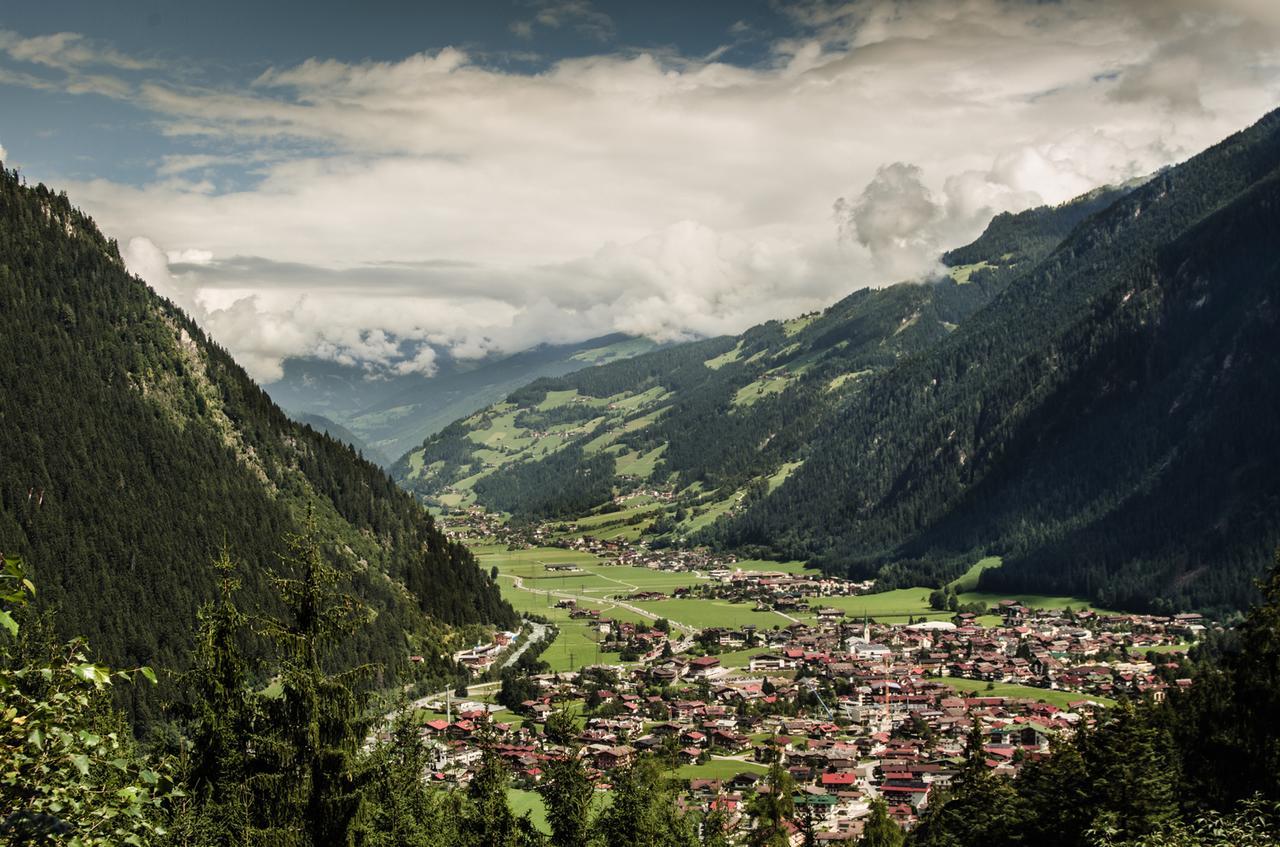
[0,142,7,162]
[11,1,1280,381]
[836,163,944,279]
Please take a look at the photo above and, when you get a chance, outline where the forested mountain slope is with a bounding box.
[394,183,1129,534]
[267,334,658,464]
[0,168,514,722]
[720,108,1280,614]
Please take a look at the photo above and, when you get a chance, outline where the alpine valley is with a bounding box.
[396,109,1280,617]
[4,11,1280,845]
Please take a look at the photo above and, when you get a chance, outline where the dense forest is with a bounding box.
[5,543,1279,846]
[0,168,515,724]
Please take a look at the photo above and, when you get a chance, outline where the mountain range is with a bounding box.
[396,109,1280,615]
[264,334,658,464]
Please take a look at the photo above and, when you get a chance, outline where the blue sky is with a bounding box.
[2,1,1278,381]
[3,1,781,186]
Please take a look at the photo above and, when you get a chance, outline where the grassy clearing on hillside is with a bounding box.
[948,556,1003,592]
[783,313,819,336]
[766,461,802,494]
[538,389,581,410]
[615,445,665,479]
[703,342,744,370]
[826,369,872,392]
[580,407,666,454]
[571,337,656,364]
[947,260,991,284]
[609,386,669,412]
[679,491,743,534]
[732,373,793,407]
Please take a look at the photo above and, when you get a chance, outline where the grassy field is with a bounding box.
[480,547,716,670]
[947,260,992,284]
[703,342,744,370]
[944,682,1116,709]
[713,647,774,668]
[674,758,769,781]
[633,597,796,630]
[732,373,793,407]
[813,579,1114,624]
[679,491,743,534]
[507,789,549,832]
[730,559,819,575]
[482,544,1114,670]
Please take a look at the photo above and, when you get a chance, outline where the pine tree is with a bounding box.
[538,750,595,847]
[253,522,373,847]
[746,759,795,847]
[356,707,457,847]
[594,756,697,847]
[168,550,257,845]
[460,741,542,847]
[858,798,903,847]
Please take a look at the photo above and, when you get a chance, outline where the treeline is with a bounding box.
[720,108,1280,615]
[0,168,514,726]
[5,547,1280,846]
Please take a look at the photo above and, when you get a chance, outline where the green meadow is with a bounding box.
[944,682,1116,709]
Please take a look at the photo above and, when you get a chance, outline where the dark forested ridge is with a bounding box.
[721,108,1280,614]
[0,167,515,722]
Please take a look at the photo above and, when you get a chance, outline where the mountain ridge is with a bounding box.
[0,168,514,722]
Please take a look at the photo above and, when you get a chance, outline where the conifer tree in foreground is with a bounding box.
[252,523,372,847]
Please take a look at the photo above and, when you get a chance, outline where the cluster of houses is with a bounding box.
[690,569,878,609]
[385,599,1201,841]
[451,630,521,673]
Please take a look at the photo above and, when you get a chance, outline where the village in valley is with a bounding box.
[375,505,1208,842]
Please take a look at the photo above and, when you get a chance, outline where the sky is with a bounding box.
[2,0,1278,382]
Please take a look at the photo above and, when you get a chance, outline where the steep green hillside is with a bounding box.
[720,108,1280,614]
[267,334,658,463]
[393,184,1129,540]
[0,169,514,723]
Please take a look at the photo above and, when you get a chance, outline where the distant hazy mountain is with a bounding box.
[266,334,658,465]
